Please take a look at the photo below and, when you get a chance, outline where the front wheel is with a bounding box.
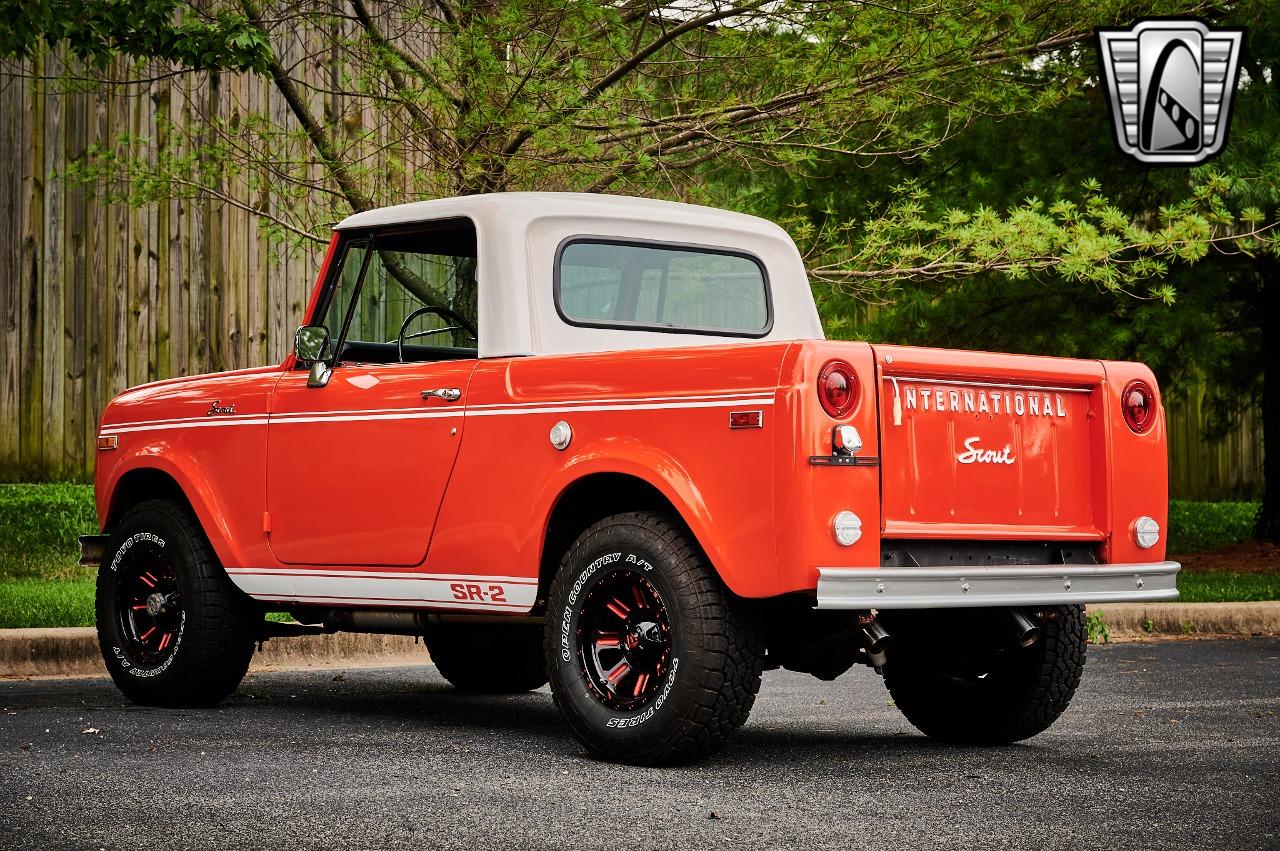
[95,500,259,707]
[882,605,1087,743]
[544,512,764,765]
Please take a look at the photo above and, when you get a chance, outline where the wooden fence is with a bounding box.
[0,51,329,482]
[0,52,1266,498]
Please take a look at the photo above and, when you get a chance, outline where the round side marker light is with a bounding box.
[832,511,863,546]
[1134,516,1160,549]
[550,421,572,450]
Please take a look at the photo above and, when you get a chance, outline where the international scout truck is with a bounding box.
[84,193,1178,764]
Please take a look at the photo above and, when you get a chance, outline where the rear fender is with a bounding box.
[1100,361,1168,563]
[534,437,761,598]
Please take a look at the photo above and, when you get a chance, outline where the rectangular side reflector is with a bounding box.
[96,435,118,451]
[729,410,763,429]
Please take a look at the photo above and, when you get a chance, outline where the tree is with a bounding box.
[4,0,1205,240]
[742,1,1279,540]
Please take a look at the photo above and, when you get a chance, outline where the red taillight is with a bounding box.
[817,360,858,418]
[1121,379,1156,434]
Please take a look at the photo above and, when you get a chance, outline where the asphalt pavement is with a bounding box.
[2,638,1277,850]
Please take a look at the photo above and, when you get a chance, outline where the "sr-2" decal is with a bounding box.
[449,582,508,603]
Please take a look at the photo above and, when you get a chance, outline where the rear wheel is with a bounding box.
[882,605,1086,743]
[95,500,259,707]
[424,622,548,693]
[544,511,764,765]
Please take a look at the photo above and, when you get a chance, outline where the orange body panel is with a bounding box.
[426,343,787,598]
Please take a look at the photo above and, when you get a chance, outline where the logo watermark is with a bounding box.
[1096,20,1244,165]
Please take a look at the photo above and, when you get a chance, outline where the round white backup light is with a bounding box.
[1134,515,1160,549]
[832,510,863,546]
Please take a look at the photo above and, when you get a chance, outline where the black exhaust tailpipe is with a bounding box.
[858,616,890,673]
[1006,608,1041,648]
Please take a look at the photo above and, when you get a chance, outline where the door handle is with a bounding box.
[421,388,462,402]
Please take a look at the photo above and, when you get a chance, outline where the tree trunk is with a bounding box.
[1257,256,1280,543]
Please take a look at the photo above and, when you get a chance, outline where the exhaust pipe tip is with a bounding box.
[1007,608,1041,648]
[859,619,891,672]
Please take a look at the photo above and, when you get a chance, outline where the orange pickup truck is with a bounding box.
[83,192,1177,764]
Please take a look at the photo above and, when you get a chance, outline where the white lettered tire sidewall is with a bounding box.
[95,499,257,707]
[552,542,693,753]
[100,530,187,679]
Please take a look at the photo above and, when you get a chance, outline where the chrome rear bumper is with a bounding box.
[816,561,1179,609]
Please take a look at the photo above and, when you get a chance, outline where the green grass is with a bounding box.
[0,483,98,581]
[0,485,1274,629]
[1175,571,1280,603]
[1167,499,1259,553]
[0,578,96,629]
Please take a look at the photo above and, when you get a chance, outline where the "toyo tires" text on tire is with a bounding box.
[425,622,548,693]
[882,604,1087,744]
[95,499,259,707]
[544,511,763,765]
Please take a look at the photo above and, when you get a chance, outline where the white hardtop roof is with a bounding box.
[335,191,790,240]
[334,191,824,358]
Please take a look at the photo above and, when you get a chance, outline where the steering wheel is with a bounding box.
[395,305,478,362]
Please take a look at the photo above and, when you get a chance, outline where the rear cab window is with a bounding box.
[555,239,772,337]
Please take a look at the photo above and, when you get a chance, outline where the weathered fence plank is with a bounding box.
[0,69,21,471]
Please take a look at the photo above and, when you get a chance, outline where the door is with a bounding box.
[266,221,482,566]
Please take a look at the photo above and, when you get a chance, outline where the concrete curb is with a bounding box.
[2,602,1277,678]
[1084,601,1280,640]
[0,628,428,679]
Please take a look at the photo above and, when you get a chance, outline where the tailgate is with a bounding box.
[875,345,1107,540]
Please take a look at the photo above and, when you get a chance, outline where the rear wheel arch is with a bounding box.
[538,473,711,605]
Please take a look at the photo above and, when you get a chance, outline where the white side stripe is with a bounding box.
[100,393,777,434]
[466,397,774,417]
[224,567,536,583]
[103,417,270,434]
[226,571,538,612]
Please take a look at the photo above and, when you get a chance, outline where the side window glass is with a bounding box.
[312,220,478,363]
[557,241,769,335]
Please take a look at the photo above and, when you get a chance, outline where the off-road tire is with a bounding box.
[883,605,1087,744]
[425,622,548,693]
[95,499,259,707]
[544,511,764,765]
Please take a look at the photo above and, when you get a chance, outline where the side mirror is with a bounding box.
[294,325,330,363]
[293,325,333,389]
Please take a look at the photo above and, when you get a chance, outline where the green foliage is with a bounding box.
[1176,572,1280,603]
[1085,609,1110,644]
[0,0,269,71]
[13,0,1215,239]
[1167,500,1261,553]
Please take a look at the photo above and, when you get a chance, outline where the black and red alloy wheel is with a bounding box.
[113,543,183,669]
[576,569,673,711]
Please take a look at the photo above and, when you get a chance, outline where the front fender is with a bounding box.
[97,434,267,571]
